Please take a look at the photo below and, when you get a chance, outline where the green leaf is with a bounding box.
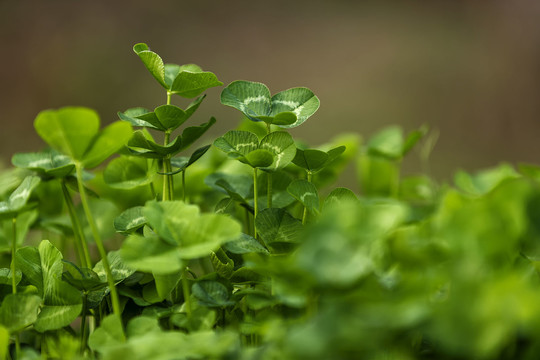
[120,234,184,275]
[244,149,274,168]
[184,95,206,120]
[292,149,328,172]
[61,261,107,292]
[133,43,167,89]
[223,233,269,254]
[454,164,519,196]
[367,126,404,159]
[213,130,259,158]
[272,111,297,126]
[256,208,302,253]
[221,81,319,128]
[168,145,211,174]
[126,316,161,338]
[192,281,234,307]
[0,176,41,219]
[259,131,296,171]
[117,107,156,129]
[15,240,82,332]
[287,179,320,214]
[177,117,216,153]
[403,125,428,156]
[204,173,252,203]
[153,272,183,300]
[82,121,133,168]
[0,210,38,251]
[220,81,271,122]
[11,149,75,178]
[170,70,223,98]
[88,314,125,352]
[323,187,359,211]
[93,250,136,283]
[154,105,188,131]
[0,268,21,286]
[0,293,41,333]
[114,206,146,234]
[104,156,155,189]
[270,87,320,128]
[210,249,234,279]
[127,130,183,158]
[34,107,100,161]
[143,200,242,259]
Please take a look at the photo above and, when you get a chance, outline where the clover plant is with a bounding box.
[2,42,540,360]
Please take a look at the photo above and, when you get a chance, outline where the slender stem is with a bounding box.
[302,171,313,225]
[11,217,17,295]
[80,291,88,354]
[61,180,92,268]
[267,172,273,209]
[182,267,192,317]
[149,182,156,200]
[14,334,20,360]
[266,122,271,134]
[253,168,259,238]
[162,131,173,201]
[75,164,123,323]
[181,170,186,203]
[244,207,251,235]
[167,91,172,105]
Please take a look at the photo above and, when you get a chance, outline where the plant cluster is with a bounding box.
[1,43,540,360]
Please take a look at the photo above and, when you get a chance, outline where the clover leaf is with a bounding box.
[133,43,222,98]
[34,107,133,169]
[213,130,296,170]
[221,80,320,128]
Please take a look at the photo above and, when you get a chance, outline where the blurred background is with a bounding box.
[1,0,540,182]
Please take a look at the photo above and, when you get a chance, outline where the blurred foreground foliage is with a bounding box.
[2,118,540,359]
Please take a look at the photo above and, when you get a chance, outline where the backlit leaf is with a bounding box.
[259,131,296,171]
[133,43,167,89]
[82,121,133,168]
[270,87,320,128]
[114,206,146,234]
[34,107,100,161]
[287,179,320,214]
[170,71,223,98]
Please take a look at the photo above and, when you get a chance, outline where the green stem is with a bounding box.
[267,172,273,209]
[149,182,156,200]
[244,207,251,235]
[80,291,88,354]
[61,180,92,268]
[182,170,186,203]
[162,131,173,201]
[75,164,123,323]
[14,334,20,360]
[302,171,313,225]
[11,217,17,295]
[253,168,259,238]
[182,267,192,317]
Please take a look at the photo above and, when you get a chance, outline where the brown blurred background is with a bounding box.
[1,0,540,181]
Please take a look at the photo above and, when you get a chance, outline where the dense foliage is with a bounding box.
[1,43,540,359]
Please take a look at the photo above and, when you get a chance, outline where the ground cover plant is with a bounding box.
[2,43,540,360]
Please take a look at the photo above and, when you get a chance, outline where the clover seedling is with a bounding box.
[214,130,296,240]
[12,149,94,267]
[122,43,221,202]
[133,43,222,101]
[34,106,132,320]
[221,80,320,130]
